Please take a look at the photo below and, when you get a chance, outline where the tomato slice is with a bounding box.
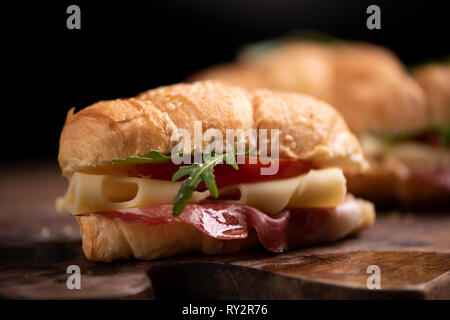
[413,133,445,148]
[128,157,316,189]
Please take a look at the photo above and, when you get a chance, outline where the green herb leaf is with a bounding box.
[203,168,219,198]
[441,126,450,147]
[239,30,340,59]
[111,148,251,217]
[110,150,178,164]
[171,151,242,216]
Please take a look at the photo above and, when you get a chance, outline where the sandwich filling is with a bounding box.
[57,157,372,252]
[58,167,346,215]
[360,128,450,191]
[92,200,365,252]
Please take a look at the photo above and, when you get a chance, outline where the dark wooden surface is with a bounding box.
[0,162,449,299]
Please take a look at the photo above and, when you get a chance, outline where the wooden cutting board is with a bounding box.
[0,163,449,299]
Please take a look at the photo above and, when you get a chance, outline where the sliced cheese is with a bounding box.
[57,168,346,216]
[57,173,210,215]
[224,168,346,214]
[360,134,450,166]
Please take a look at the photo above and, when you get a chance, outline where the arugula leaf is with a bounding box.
[171,152,240,216]
[441,126,450,147]
[111,150,177,164]
[378,125,450,148]
[111,148,251,216]
[240,30,339,59]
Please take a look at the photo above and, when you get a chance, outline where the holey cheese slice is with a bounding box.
[224,168,346,214]
[56,173,210,215]
[56,168,346,216]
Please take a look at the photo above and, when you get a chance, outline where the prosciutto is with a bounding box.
[410,166,450,191]
[94,204,331,252]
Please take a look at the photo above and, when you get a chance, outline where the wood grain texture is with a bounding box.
[0,163,449,299]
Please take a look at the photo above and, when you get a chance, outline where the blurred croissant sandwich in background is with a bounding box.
[57,81,374,262]
[191,40,450,206]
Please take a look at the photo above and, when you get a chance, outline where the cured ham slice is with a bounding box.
[410,166,450,192]
[94,197,372,252]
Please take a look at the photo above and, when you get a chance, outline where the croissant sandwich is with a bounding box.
[57,80,375,262]
[191,41,450,205]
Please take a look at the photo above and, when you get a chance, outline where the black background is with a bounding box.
[3,0,449,161]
